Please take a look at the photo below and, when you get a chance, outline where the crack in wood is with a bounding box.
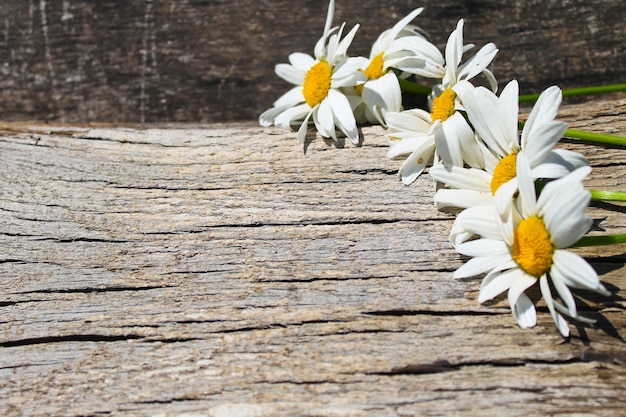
[0,334,144,347]
[111,185,234,191]
[52,237,130,244]
[336,168,399,176]
[16,285,174,295]
[266,275,400,283]
[0,299,47,307]
[364,309,502,317]
[133,218,444,235]
[0,259,30,264]
[0,334,204,348]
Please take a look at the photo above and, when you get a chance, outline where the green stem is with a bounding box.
[572,234,626,248]
[518,120,626,146]
[563,128,626,146]
[590,189,626,202]
[398,78,433,96]
[519,83,626,103]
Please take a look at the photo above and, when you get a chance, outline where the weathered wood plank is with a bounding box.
[0,0,624,123]
[1,98,625,416]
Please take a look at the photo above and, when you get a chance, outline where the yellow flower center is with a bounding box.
[356,52,386,94]
[364,52,386,80]
[303,60,332,107]
[490,153,517,195]
[430,88,457,122]
[512,215,554,277]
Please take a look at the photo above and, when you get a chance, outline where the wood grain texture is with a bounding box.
[1,98,625,416]
[0,0,624,123]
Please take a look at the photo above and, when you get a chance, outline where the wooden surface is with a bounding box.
[0,0,624,123]
[1,97,625,416]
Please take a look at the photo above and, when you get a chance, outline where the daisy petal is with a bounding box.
[297,110,313,143]
[461,86,513,156]
[551,250,611,295]
[478,267,518,302]
[316,98,336,138]
[549,267,579,318]
[397,140,436,185]
[456,238,509,257]
[333,56,369,85]
[275,103,312,130]
[384,8,424,48]
[275,63,306,85]
[457,43,498,82]
[497,80,520,150]
[429,164,491,191]
[434,189,491,210]
[522,86,562,149]
[523,121,568,166]
[437,113,476,168]
[328,89,359,144]
[540,275,570,337]
[507,272,538,328]
[361,73,402,126]
[433,120,462,167]
[515,152,536,217]
[444,19,464,85]
[271,86,305,109]
[493,178,518,219]
[288,52,315,72]
[386,109,432,133]
[454,253,512,279]
[538,172,592,248]
[260,87,306,126]
[387,136,428,158]
[512,292,537,329]
[334,24,360,58]
[453,205,502,239]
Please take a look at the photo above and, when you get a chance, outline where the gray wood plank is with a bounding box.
[1,98,625,416]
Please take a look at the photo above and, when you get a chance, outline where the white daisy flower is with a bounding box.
[430,80,588,213]
[385,80,479,185]
[354,8,443,126]
[259,0,367,145]
[454,152,611,337]
[385,19,498,185]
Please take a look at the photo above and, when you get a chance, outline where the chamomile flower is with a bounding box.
[385,81,478,185]
[385,20,498,185]
[430,80,588,213]
[454,152,611,337]
[355,8,442,126]
[259,0,367,145]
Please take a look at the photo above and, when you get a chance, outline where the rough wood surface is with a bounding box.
[0,0,624,123]
[1,98,625,416]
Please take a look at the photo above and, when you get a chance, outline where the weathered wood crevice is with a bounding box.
[0,334,145,348]
[364,309,505,317]
[15,285,172,295]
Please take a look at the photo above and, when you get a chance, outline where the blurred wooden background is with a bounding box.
[0,0,624,123]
